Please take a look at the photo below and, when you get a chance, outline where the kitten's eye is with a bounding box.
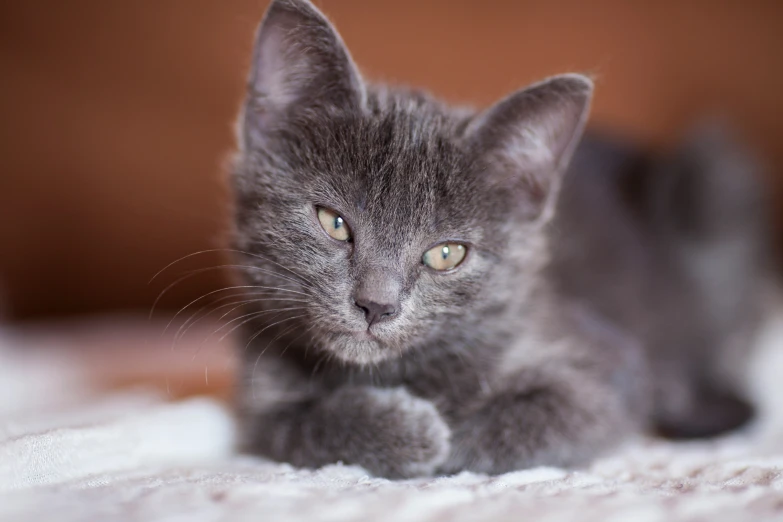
[317,207,352,242]
[422,243,467,271]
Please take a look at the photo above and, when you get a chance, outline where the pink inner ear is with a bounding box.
[252,20,305,111]
[506,126,557,170]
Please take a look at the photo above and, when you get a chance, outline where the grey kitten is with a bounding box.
[229,0,771,477]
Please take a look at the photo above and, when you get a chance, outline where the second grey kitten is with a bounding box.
[229,0,772,477]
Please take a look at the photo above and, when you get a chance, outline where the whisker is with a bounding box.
[251,321,309,400]
[150,248,319,289]
[248,314,308,401]
[216,307,307,344]
[265,321,304,357]
[278,323,316,358]
[171,292,260,345]
[245,314,307,354]
[233,248,320,289]
[180,306,305,366]
[175,288,298,325]
[182,263,316,291]
[213,297,297,322]
[172,294,308,353]
[311,352,330,378]
[172,290,273,344]
[153,280,308,329]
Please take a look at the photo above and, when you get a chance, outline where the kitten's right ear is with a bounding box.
[241,0,366,148]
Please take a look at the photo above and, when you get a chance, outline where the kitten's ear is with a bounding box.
[467,74,593,220]
[242,0,366,147]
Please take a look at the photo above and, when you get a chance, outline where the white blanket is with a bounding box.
[2,321,783,522]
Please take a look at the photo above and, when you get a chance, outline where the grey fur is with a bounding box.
[229,0,772,477]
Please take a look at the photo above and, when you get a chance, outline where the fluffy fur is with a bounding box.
[229,0,772,478]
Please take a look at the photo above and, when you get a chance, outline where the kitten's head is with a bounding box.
[231,0,591,365]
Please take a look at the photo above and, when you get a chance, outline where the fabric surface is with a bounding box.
[2,321,783,522]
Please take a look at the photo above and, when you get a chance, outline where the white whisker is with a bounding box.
[150,247,319,289]
[248,314,308,400]
[214,307,306,344]
[156,283,309,334]
[172,294,308,354]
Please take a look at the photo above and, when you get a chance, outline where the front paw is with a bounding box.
[329,387,451,478]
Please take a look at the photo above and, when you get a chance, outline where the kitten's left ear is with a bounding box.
[467,74,593,221]
[241,0,366,148]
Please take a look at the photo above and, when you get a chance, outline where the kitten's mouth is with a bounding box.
[351,329,376,341]
[320,328,391,365]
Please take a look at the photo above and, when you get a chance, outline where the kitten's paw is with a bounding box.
[351,387,451,478]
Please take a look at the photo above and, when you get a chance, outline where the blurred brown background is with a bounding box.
[2,0,782,322]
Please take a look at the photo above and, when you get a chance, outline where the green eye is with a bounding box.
[317,207,351,241]
[422,243,467,271]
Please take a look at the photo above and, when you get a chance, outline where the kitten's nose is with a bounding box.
[353,267,401,328]
[354,297,398,327]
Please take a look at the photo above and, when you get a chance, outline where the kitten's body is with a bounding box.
[552,131,769,438]
[231,0,772,477]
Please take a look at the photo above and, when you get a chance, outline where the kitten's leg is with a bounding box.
[441,366,641,474]
[242,386,451,478]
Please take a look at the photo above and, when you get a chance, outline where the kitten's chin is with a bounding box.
[323,332,398,366]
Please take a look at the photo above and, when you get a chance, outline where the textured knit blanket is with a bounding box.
[2,318,783,522]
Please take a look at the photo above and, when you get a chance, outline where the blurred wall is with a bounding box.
[1,0,782,321]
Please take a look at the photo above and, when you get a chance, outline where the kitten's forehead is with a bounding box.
[302,89,480,236]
